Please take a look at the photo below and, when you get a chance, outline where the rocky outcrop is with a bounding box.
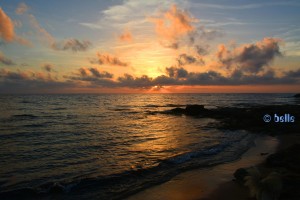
[294,93,300,98]
[166,105,207,116]
[185,104,207,116]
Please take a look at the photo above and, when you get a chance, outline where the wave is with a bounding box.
[13,114,38,118]
[0,132,255,200]
[143,104,185,108]
[52,107,67,111]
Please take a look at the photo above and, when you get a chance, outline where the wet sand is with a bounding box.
[126,135,279,200]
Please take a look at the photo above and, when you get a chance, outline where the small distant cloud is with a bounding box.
[91,52,128,67]
[52,38,92,52]
[160,41,179,49]
[15,3,29,15]
[177,54,197,66]
[119,30,133,42]
[42,63,54,72]
[195,45,209,56]
[0,52,15,65]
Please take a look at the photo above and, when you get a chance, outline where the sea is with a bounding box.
[0,93,298,199]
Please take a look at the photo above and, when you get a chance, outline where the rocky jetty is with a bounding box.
[168,104,208,116]
[162,104,300,134]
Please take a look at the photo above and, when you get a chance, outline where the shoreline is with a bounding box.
[126,134,279,200]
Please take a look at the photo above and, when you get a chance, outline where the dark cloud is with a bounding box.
[117,74,153,88]
[0,52,15,65]
[91,52,128,67]
[283,69,300,78]
[177,54,197,66]
[89,67,113,79]
[166,66,188,78]
[1,65,299,93]
[52,39,92,52]
[67,67,114,84]
[43,63,54,72]
[217,38,282,73]
[195,45,209,56]
[161,42,179,49]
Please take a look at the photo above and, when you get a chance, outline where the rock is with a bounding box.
[169,107,185,115]
[266,144,300,173]
[185,104,206,116]
[234,168,249,184]
[49,183,65,194]
[294,93,300,98]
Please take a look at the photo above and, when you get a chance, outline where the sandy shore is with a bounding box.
[126,135,279,200]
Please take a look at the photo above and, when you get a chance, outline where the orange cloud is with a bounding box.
[119,30,132,42]
[151,4,195,40]
[0,7,31,46]
[91,52,128,67]
[0,7,15,42]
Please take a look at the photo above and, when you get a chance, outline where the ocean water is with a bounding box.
[0,93,297,199]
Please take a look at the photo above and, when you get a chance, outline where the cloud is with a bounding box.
[195,45,209,56]
[70,67,113,79]
[217,37,282,73]
[192,2,300,10]
[65,67,115,88]
[177,53,198,66]
[283,69,300,78]
[15,3,88,50]
[42,63,54,72]
[15,3,29,15]
[28,14,56,46]
[88,67,113,78]
[119,30,132,42]
[0,52,15,65]
[117,74,153,88]
[0,68,76,93]
[1,65,300,93]
[166,66,188,78]
[52,38,92,52]
[91,52,128,67]
[151,4,195,40]
[161,42,179,49]
[0,7,15,42]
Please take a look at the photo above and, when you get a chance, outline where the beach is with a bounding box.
[127,135,279,200]
[127,133,300,200]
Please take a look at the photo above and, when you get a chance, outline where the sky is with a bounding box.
[0,0,300,93]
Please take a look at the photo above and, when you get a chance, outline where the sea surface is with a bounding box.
[0,93,298,199]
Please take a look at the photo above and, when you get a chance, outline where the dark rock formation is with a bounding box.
[265,144,300,199]
[169,107,185,115]
[234,168,249,184]
[185,104,207,116]
[294,93,300,98]
[266,144,300,173]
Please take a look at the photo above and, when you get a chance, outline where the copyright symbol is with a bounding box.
[263,114,271,123]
